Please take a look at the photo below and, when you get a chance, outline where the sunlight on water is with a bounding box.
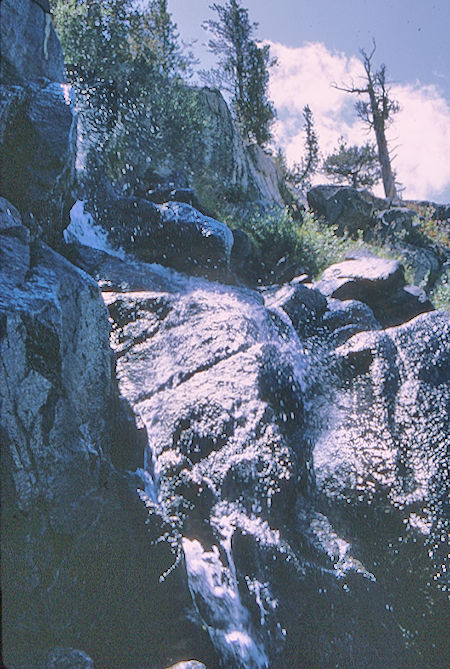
[182,537,269,669]
[65,201,125,258]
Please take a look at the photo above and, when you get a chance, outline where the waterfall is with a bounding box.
[183,537,268,669]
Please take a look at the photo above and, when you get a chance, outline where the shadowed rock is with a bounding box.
[315,255,433,327]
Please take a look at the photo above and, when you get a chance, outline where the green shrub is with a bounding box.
[222,205,366,280]
[416,214,450,249]
[430,270,450,311]
[297,211,365,276]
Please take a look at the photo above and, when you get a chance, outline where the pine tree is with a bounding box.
[334,42,399,199]
[323,138,381,189]
[287,105,319,191]
[50,0,204,187]
[133,0,194,78]
[202,0,276,146]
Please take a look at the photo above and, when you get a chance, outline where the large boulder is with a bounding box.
[319,298,381,346]
[0,201,213,668]
[0,0,65,83]
[307,185,386,237]
[0,1,77,246]
[265,281,328,337]
[0,82,77,244]
[312,310,449,666]
[66,197,234,278]
[375,207,446,288]
[307,186,449,298]
[315,254,434,327]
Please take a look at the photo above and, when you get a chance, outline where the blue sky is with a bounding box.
[169,0,450,202]
[171,0,450,99]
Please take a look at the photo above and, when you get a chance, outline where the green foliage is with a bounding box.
[50,0,205,189]
[222,206,365,280]
[323,137,381,189]
[287,105,320,191]
[413,207,450,248]
[202,0,276,146]
[141,0,195,78]
[430,271,450,311]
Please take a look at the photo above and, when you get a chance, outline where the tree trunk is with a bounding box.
[368,87,397,200]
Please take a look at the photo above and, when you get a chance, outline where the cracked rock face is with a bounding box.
[73,246,409,668]
[0,81,77,245]
[0,1,77,246]
[0,0,65,84]
[0,202,213,669]
[315,255,433,327]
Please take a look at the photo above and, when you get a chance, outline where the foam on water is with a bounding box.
[182,537,269,669]
[64,201,125,258]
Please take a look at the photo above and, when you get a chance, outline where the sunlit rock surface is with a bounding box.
[316,254,434,327]
[1,2,448,664]
[0,202,214,669]
[310,310,449,667]
[192,87,287,209]
[3,197,448,666]
[308,184,449,297]
[66,197,234,278]
[66,237,412,668]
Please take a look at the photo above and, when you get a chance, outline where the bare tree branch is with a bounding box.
[333,42,399,199]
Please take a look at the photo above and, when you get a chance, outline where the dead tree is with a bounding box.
[334,43,399,200]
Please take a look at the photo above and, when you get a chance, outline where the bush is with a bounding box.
[51,0,206,193]
[430,269,450,311]
[222,205,365,281]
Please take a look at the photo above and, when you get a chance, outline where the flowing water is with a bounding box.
[69,205,449,667]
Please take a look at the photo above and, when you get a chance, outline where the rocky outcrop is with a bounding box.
[191,87,287,211]
[307,185,386,237]
[311,310,449,667]
[0,0,77,245]
[0,0,65,83]
[0,81,77,245]
[0,199,214,668]
[315,253,434,327]
[63,240,417,669]
[307,185,449,295]
[64,196,234,278]
[2,3,448,667]
[81,85,288,222]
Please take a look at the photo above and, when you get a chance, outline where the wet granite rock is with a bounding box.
[265,282,328,337]
[0,81,77,245]
[315,255,433,327]
[81,195,234,277]
[319,298,381,347]
[0,0,65,84]
[92,249,413,668]
[0,1,77,246]
[311,310,450,666]
[0,202,213,669]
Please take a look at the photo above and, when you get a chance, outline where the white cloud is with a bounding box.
[268,41,450,202]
